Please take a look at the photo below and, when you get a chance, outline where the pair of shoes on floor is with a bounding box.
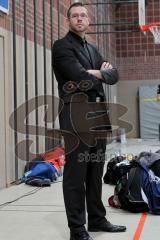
[70,229,93,240]
[70,220,126,239]
[88,220,126,233]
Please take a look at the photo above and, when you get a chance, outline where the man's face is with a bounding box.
[67,6,89,34]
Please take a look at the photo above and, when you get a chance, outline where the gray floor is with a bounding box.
[0,139,160,240]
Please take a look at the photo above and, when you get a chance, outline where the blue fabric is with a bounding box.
[140,163,160,214]
[25,162,57,182]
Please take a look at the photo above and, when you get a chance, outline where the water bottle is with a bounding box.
[117,128,126,144]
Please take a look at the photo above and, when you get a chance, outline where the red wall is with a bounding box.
[0,0,99,48]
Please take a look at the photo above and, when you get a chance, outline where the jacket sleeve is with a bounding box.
[93,45,119,85]
[52,40,100,87]
[100,68,119,85]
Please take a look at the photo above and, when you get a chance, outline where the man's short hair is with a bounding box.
[67,2,86,18]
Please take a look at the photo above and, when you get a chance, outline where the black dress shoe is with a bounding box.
[88,220,126,233]
[70,229,93,240]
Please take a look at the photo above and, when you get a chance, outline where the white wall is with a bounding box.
[0,35,7,188]
[0,27,57,184]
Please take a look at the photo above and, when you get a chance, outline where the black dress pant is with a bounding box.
[63,138,106,232]
[59,100,107,232]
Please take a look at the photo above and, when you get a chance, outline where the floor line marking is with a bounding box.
[133,212,148,240]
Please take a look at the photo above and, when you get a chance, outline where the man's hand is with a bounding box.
[100,62,113,70]
[99,62,119,85]
[87,70,103,79]
[87,62,114,80]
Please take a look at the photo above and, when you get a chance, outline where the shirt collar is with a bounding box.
[69,31,87,45]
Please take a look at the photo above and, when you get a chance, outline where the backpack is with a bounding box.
[103,155,136,185]
[103,156,125,185]
[112,165,149,213]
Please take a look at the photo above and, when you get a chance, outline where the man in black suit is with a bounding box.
[52,2,126,240]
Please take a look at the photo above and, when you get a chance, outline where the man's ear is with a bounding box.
[86,17,90,27]
[66,18,70,29]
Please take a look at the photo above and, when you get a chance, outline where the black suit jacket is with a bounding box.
[52,31,118,103]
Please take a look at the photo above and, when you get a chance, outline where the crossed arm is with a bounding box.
[87,62,113,80]
[53,40,118,86]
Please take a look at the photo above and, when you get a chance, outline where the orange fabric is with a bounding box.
[42,147,65,171]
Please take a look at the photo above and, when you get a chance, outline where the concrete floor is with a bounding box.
[0,139,160,240]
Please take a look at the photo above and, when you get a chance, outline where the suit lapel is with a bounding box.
[66,32,94,68]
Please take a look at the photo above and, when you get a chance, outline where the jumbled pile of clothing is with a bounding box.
[21,146,65,187]
[104,150,160,215]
